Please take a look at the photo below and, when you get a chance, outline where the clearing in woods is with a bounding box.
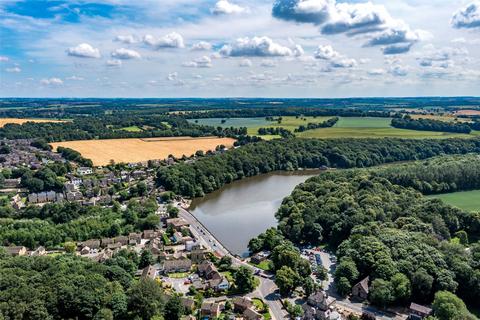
[427,189,480,212]
[0,118,67,127]
[50,137,236,166]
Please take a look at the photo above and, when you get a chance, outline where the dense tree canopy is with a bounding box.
[273,154,480,308]
[157,137,480,197]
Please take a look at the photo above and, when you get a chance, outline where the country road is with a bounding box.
[176,203,287,320]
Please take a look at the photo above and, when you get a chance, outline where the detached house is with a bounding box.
[351,277,369,300]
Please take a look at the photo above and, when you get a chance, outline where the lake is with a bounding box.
[189,171,319,256]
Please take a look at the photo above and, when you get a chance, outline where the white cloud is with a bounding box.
[66,75,84,81]
[40,78,63,86]
[5,66,21,73]
[314,44,356,68]
[115,35,137,44]
[239,59,252,67]
[167,72,179,81]
[451,2,480,29]
[191,41,212,51]
[389,65,408,77]
[220,36,296,57]
[106,59,122,67]
[182,56,213,68]
[0,56,9,62]
[368,69,385,76]
[66,43,101,58]
[211,0,248,15]
[111,48,141,60]
[417,46,468,68]
[261,59,278,68]
[272,0,427,54]
[143,32,185,49]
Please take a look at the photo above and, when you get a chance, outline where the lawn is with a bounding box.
[427,189,480,212]
[249,259,273,271]
[167,272,189,278]
[334,117,392,128]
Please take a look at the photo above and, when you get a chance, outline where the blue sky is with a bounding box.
[0,0,479,97]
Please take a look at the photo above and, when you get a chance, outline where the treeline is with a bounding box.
[257,127,294,138]
[157,137,480,197]
[57,147,93,167]
[294,117,339,132]
[0,199,159,248]
[0,115,247,143]
[184,108,392,120]
[377,154,480,194]
[274,158,480,308]
[0,250,170,319]
[391,117,472,134]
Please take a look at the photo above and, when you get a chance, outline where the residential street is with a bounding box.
[177,204,287,320]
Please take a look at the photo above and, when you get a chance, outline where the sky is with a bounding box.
[0,0,479,98]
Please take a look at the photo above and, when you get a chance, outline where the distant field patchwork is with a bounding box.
[297,116,477,139]
[50,137,236,166]
[189,116,478,139]
[0,118,66,127]
[427,190,480,212]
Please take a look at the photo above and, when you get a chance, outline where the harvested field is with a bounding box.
[454,110,480,116]
[50,137,236,166]
[0,118,66,127]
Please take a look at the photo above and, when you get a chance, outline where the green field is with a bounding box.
[190,116,478,140]
[297,117,476,139]
[427,190,480,212]
[188,117,270,128]
[120,125,143,132]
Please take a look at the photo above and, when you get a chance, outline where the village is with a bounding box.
[0,138,437,320]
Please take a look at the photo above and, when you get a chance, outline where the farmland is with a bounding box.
[427,189,480,212]
[0,118,66,127]
[50,136,235,166]
[190,116,477,139]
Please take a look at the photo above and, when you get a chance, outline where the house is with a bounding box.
[197,260,219,279]
[77,167,93,176]
[81,239,101,250]
[101,238,114,247]
[30,246,46,256]
[162,257,192,273]
[114,236,129,246]
[80,246,91,255]
[3,178,21,188]
[129,232,142,244]
[409,303,433,320]
[166,218,190,230]
[233,297,253,313]
[143,229,158,240]
[190,246,206,263]
[207,277,230,291]
[302,291,336,320]
[181,298,196,313]
[200,302,220,319]
[28,193,38,203]
[251,252,267,265]
[351,277,369,300]
[243,307,262,320]
[64,182,76,192]
[46,191,56,202]
[142,265,157,280]
[4,246,27,256]
[173,231,184,243]
[66,191,83,201]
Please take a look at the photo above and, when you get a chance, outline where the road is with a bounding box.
[176,203,287,320]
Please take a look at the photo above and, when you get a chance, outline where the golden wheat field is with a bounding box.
[50,137,236,166]
[0,118,66,127]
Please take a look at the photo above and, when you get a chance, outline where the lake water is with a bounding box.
[189,171,319,256]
